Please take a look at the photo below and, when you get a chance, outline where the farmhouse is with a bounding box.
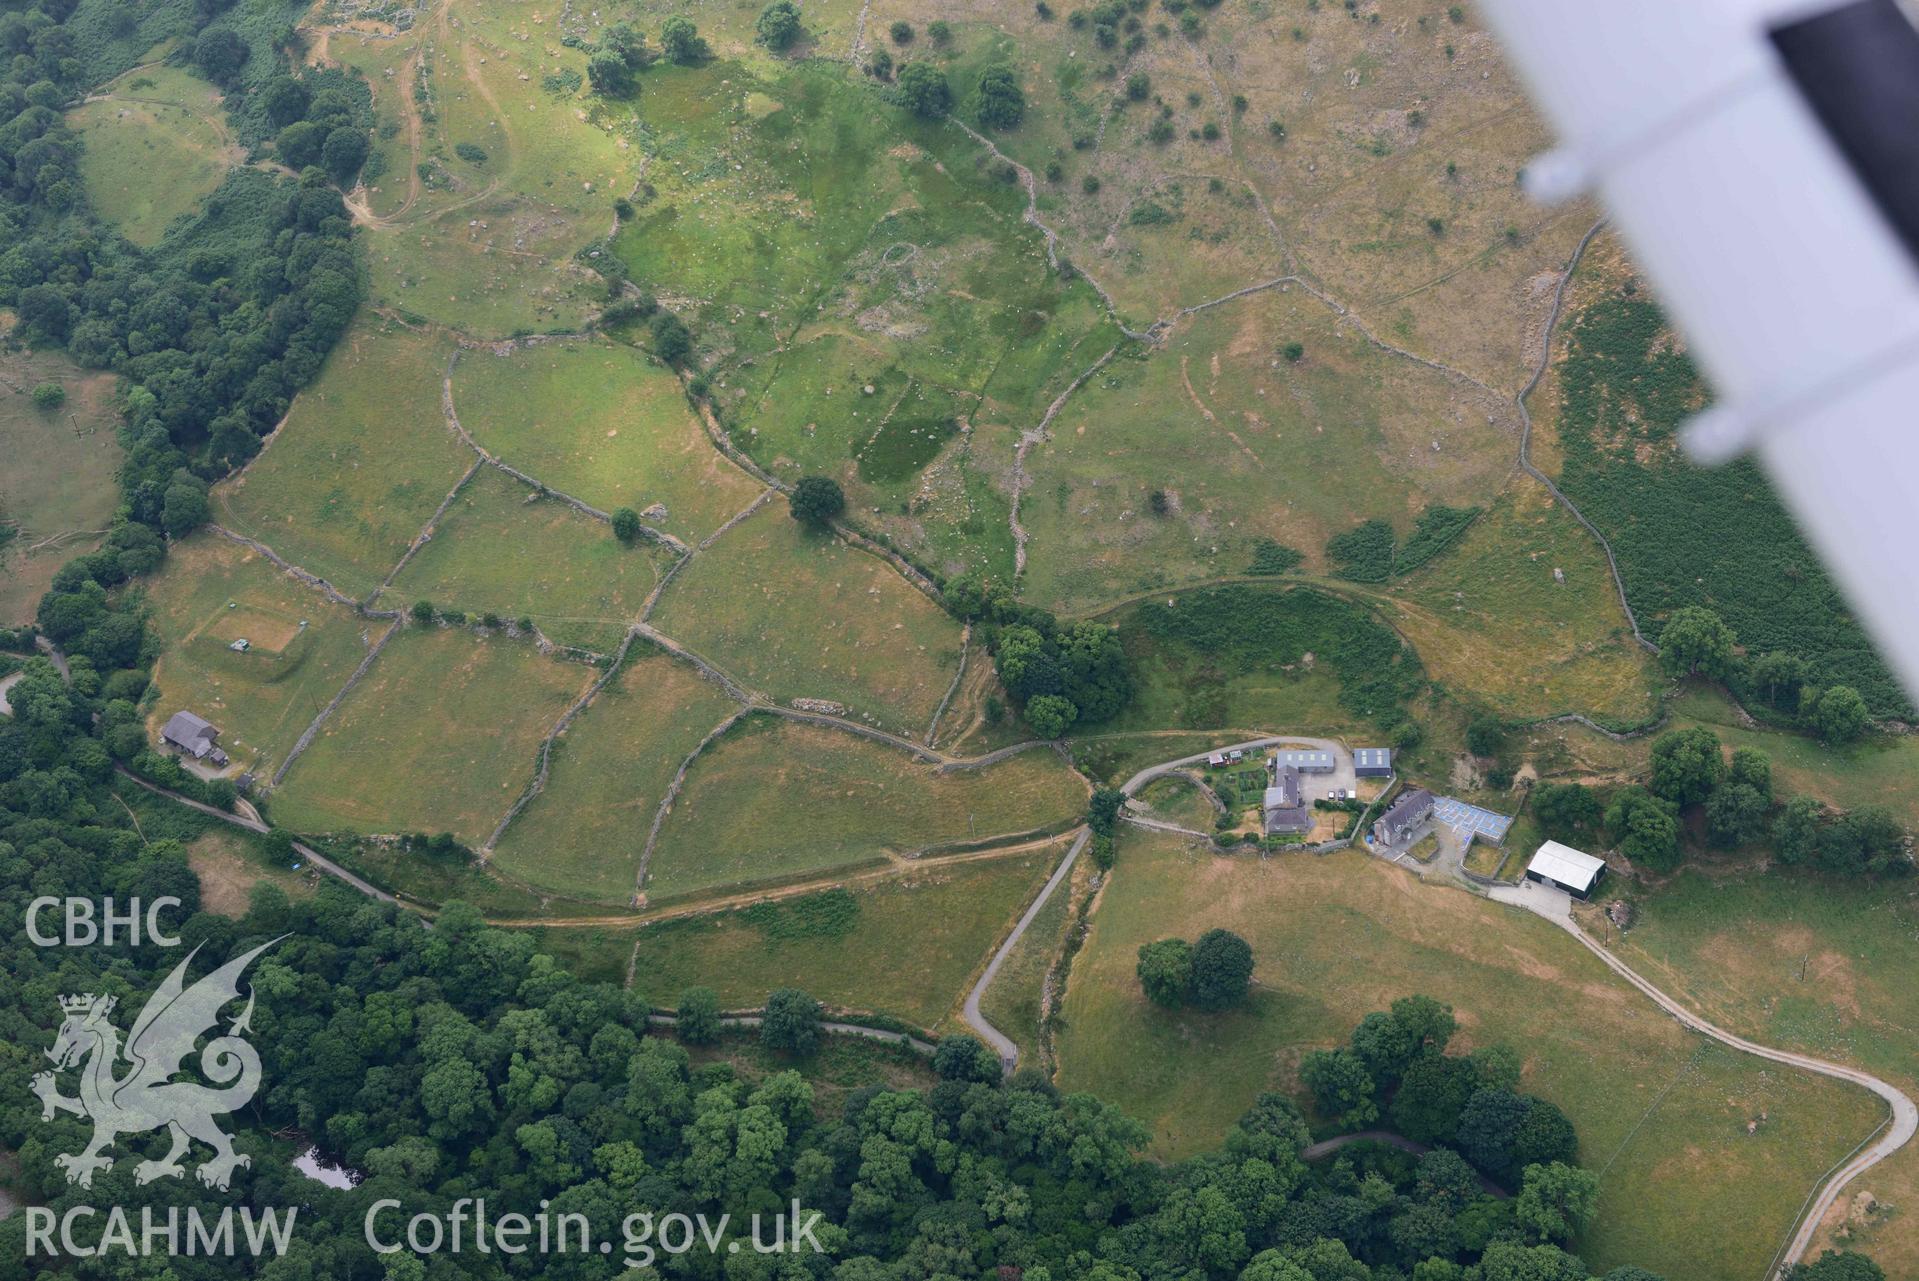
[1353,748,1393,778]
[1372,787,1433,847]
[160,710,229,768]
[1262,767,1313,835]
[1525,840,1608,900]
[1273,749,1335,773]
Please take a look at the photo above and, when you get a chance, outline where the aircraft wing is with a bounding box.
[1477,0,1919,702]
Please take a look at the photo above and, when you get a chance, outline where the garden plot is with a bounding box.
[648,504,962,733]
[644,717,1086,901]
[268,626,593,847]
[1022,291,1519,611]
[627,846,1058,1027]
[1056,831,1886,1281]
[488,649,741,903]
[384,466,677,653]
[141,534,379,778]
[215,318,471,600]
[451,338,763,544]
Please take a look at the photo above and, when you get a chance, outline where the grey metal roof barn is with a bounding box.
[1274,749,1336,772]
[1353,748,1393,776]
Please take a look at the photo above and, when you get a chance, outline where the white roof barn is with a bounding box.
[1526,841,1608,898]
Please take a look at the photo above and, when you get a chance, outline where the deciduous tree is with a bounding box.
[1657,605,1736,681]
[1136,937,1192,1008]
[788,475,845,530]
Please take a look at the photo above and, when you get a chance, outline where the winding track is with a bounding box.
[1490,881,1917,1274]
[963,828,1091,1069]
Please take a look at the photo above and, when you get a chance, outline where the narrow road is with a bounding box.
[1119,734,1342,796]
[115,770,397,905]
[1490,880,1917,1274]
[964,828,1090,1071]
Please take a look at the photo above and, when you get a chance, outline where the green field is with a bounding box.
[604,59,1119,581]
[1021,293,1520,611]
[0,349,123,624]
[650,504,963,732]
[383,466,677,653]
[268,626,592,846]
[451,339,765,544]
[643,716,1087,901]
[216,318,472,599]
[1384,476,1659,724]
[489,649,741,903]
[1671,687,1919,831]
[1055,830,1885,1279]
[1591,865,1919,1273]
[67,66,233,246]
[340,2,635,335]
[627,847,1056,1027]
[141,534,379,777]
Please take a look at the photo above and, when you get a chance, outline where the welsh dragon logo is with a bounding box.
[31,939,281,1191]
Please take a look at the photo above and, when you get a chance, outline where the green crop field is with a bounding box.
[141,534,379,777]
[67,66,234,246]
[268,626,592,847]
[488,648,742,903]
[0,349,122,625]
[649,504,963,732]
[215,318,472,600]
[627,847,1056,1027]
[643,715,1086,901]
[383,466,676,653]
[450,339,766,544]
[1589,866,1919,1274]
[1055,830,1885,1280]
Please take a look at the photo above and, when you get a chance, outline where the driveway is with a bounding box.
[1119,734,1350,798]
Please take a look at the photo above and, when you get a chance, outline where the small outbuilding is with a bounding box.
[1353,747,1393,778]
[1525,841,1608,899]
[1372,787,1433,847]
